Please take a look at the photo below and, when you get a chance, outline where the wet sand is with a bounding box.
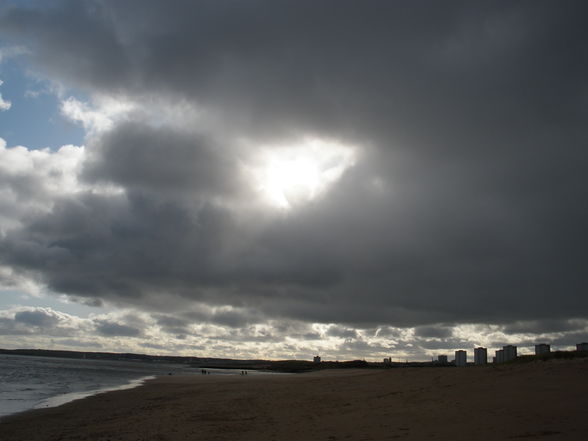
[1,359,587,440]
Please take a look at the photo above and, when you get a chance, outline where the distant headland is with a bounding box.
[2,347,587,373]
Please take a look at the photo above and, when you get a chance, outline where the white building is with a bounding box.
[576,343,588,351]
[535,343,550,355]
[474,347,487,365]
[455,350,467,367]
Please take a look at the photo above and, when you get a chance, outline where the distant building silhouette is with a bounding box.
[438,354,448,364]
[495,349,504,363]
[474,347,487,365]
[576,343,588,351]
[383,357,392,364]
[535,344,550,355]
[503,345,517,362]
[313,355,321,363]
[455,350,467,367]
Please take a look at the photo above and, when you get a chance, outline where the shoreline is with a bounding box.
[0,375,157,421]
[32,375,157,412]
[1,360,587,440]
[1,368,282,420]
[0,354,289,421]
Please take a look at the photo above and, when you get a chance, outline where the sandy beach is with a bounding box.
[1,359,587,441]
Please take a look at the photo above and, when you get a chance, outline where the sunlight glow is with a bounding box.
[251,138,356,209]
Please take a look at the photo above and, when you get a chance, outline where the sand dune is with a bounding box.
[1,359,587,440]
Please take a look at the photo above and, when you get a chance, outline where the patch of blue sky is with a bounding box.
[0,57,86,150]
[0,288,111,318]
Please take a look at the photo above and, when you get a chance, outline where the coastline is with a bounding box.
[31,375,157,412]
[1,360,587,440]
[0,375,158,421]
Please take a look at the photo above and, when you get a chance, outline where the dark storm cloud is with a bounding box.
[94,320,142,337]
[326,325,359,339]
[546,332,588,348]
[0,317,33,335]
[0,0,129,90]
[0,307,86,338]
[84,122,244,199]
[502,319,588,335]
[154,315,190,336]
[1,0,588,339]
[14,309,60,327]
[414,325,453,339]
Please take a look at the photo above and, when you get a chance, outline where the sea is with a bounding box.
[0,354,212,418]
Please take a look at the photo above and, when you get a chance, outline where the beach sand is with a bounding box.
[1,359,587,440]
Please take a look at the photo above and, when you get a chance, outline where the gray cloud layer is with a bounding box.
[1,0,587,344]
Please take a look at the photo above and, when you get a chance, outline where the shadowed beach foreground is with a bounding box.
[1,359,587,441]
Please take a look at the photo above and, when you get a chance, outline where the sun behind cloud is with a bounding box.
[249,138,356,209]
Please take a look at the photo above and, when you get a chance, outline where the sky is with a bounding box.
[0,0,587,361]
